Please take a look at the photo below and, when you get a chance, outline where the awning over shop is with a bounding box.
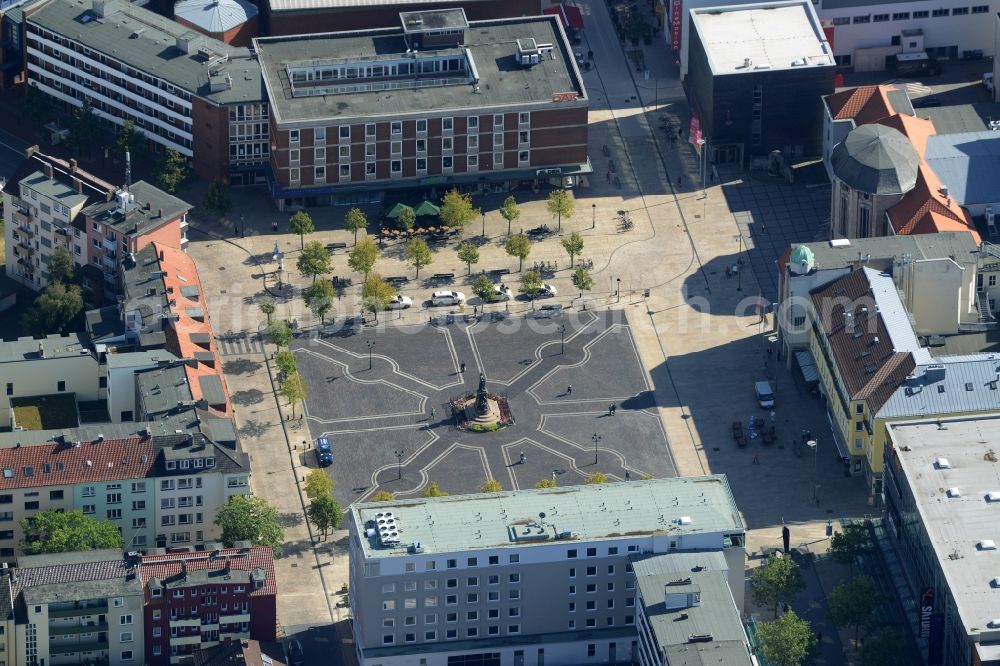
[543,4,584,30]
[795,349,819,383]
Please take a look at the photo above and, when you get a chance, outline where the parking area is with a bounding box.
[290,310,676,505]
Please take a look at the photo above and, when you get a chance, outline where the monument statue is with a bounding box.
[476,372,489,414]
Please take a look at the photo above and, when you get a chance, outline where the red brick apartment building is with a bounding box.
[255,9,590,209]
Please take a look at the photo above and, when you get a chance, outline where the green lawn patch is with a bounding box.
[11,393,79,430]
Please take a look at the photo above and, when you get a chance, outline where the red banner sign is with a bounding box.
[671,0,682,52]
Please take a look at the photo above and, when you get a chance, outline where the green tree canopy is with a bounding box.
[259,298,276,323]
[472,274,497,303]
[348,237,381,278]
[280,371,307,418]
[546,189,574,231]
[156,148,190,193]
[48,246,76,285]
[22,281,83,336]
[362,274,397,322]
[440,189,479,229]
[266,320,293,348]
[752,555,807,618]
[572,267,594,299]
[499,195,521,235]
[67,101,100,157]
[829,523,869,575]
[757,609,816,666]
[371,490,395,502]
[307,494,343,537]
[561,232,584,267]
[479,479,503,493]
[344,207,368,244]
[215,495,285,557]
[289,210,315,249]
[304,280,337,324]
[422,482,449,497]
[457,242,480,275]
[505,233,532,272]
[113,119,145,160]
[519,270,543,307]
[405,238,433,278]
[304,469,334,501]
[585,472,609,484]
[297,240,332,285]
[828,575,883,645]
[397,207,417,231]
[275,349,298,379]
[859,628,910,666]
[203,180,231,217]
[21,510,124,555]
[534,478,557,488]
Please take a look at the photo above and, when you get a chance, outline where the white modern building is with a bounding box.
[347,477,746,666]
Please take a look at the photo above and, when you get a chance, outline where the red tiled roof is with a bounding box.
[12,555,132,598]
[140,547,276,597]
[0,437,157,490]
[826,85,899,126]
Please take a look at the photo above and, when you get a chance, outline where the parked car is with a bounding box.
[754,380,775,409]
[532,304,564,318]
[537,283,557,298]
[387,294,413,310]
[431,291,465,306]
[489,284,513,301]
[287,640,306,666]
[315,437,333,467]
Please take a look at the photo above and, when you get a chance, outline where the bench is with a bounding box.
[326,242,348,253]
[432,273,456,281]
[385,276,409,284]
[491,268,511,276]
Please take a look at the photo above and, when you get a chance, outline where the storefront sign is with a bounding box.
[918,587,934,637]
[671,0,682,52]
[551,92,578,102]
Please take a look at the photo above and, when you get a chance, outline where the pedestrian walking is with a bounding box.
[566,385,573,396]
[725,265,732,278]
[234,224,239,236]
[676,176,682,188]
[473,306,478,316]
[519,452,526,465]
[611,403,617,415]
[769,410,776,424]
[430,407,436,419]
[271,220,278,232]
[752,454,760,464]
[460,362,466,373]
[624,470,631,481]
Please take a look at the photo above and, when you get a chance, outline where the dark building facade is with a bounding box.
[686,0,835,168]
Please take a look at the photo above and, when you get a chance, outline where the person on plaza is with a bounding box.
[519,452,526,465]
[624,470,631,481]
[566,385,573,396]
[430,407,436,420]
[460,362,467,373]
[752,454,760,464]
[271,220,278,232]
[610,403,617,415]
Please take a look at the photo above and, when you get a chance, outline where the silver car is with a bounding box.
[431,291,466,306]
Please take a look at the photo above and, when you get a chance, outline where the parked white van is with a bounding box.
[755,381,775,409]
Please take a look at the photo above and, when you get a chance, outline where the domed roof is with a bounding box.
[174,0,257,34]
[788,245,815,275]
[831,124,919,196]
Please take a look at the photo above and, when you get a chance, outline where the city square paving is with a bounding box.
[291,310,676,505]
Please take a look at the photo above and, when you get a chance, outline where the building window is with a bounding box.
[315,126,326,144]
[873,13,889,21]
[467,116,479,130]
[339,126,350,140]
[931,8,949,16]
[858,206,871,237]
[391,121,402,135]
[518,151,529,164]
[417,158,427,172]
[416,119,427,134]
[391,160,402,174]
[416,138,427,153]
[973,5,989,13]
[518,112,530,125]
[442,117,453,132]
[467,155,478,169]
[468,135,478,151]
[340,164,351,178]
[443,156,453,170]
[364,144,375,158]
[121,651,133,661]
[391,141,402,155]
[315,166,326,183]
[316,146,326,162]
[913,10,929,17]
[365,124,376,139]
[289,129,299,144]
[493,114,504,128]
[119,614,133,625]
[290,168,300,184]
[289,149,299,164]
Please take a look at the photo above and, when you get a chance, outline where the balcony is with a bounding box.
[219,612,250,623]
[101,255,117,271]
[48,602,107,618]
[18,223,33,237]
[49,623,108,636]
[170,655,195,665]
[49,640,108,655]
[169,617,201,628]
[170,634,203,646]
[101,237,116,251]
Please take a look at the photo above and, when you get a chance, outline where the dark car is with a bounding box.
[287,639,305,666]
[315,437,333,467]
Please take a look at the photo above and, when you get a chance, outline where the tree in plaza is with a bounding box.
[304,280,337,324]
[113,119,145,160]
[21,509,124,555]
[304,469,334,501]
[534,478,557,489]
[296,240,331,285]
[751,554,807,618]
[505,233,531,272]
[422,482,449,497]
[479,479,503,493]
[47,246,76,285]
[859,628,910,666]
[214,495,285,557]
[397,207,416,231]
[266,320,293,348]
[457,242,480,275]
[404,237,433,278]
[472,274,497,303]
[280,371,308,419]
[829,523,869,576]
[499,195,521,236]
[572,267,594,301]
[156,148,190,193]
[561,231,584,267]
[348,237,380,279]
[362,274,397,323]
[67,100,100,157]
[546,188,574,231]
[439,188,479,229]
[289,210,315,250]
[258,297,276,323]
[828,575,883,646]
[275,349,298,380]
[585,472,609,484]
[22,282,84,336]
[307,494,343,538]
[519,270,543,309]
[757,609,816,666]
[203,180,232,218]
[344,207,368,245]
[370,490,395,502]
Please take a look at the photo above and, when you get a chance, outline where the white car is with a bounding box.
[431,291,466,306]
[489,284,513,302]
[387,295,412,310]
[537,283,557,298]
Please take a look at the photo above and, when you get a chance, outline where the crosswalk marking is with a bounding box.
[217,334,265,356]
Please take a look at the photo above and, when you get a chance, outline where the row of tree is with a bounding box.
[267,321,308,416]
[303,470,343,538]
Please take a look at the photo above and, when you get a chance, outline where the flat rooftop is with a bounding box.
[0,333,93,363]
[925,132,1000,208]
[400,8,467,32]
[81,181,191,236]
[255,15,584,124]
[787,232,979,274]
[19,171,88,210]
[28,0,263,104]
[690,0,833,75]
[352,476,743,560]
[888,416,1000,638]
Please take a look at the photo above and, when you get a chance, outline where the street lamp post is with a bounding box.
[240,214,245,238]
[592,432,601,465]
[616,278,621,303]
[560,325,566,355]
[807,440,818,503]
[481,210,486,237]
[366,340,375,370]
[696,138,707,198]
[734,235,744,292]
[591,203,596,230]
[395,449,404,480]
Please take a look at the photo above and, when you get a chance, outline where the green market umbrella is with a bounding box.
[414,200,441,217]
[385,202,414,219]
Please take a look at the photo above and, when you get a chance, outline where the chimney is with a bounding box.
[43,162,53,179]
[157,208,162,218]
[158,249,165,262]
[69,159,78,173]
[72,177,83,194]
